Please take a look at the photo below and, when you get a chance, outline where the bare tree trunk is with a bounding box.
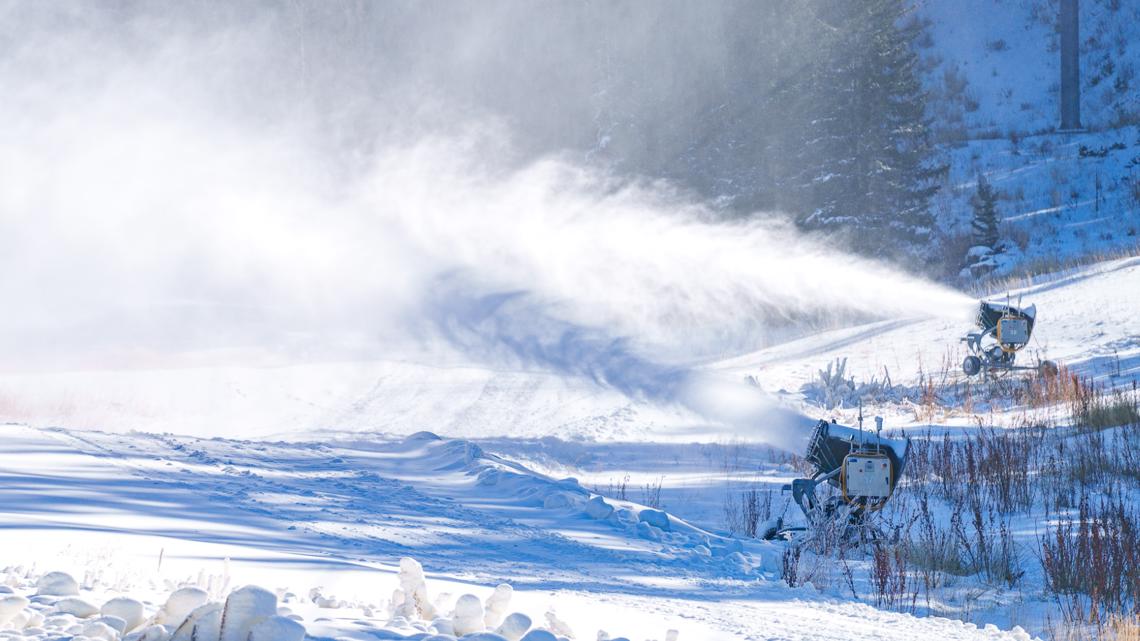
[1059,0,1082,131]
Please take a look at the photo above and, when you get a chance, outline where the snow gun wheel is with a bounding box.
[962,355,982,377]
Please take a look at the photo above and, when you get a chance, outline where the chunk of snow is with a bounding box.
[219,585,277,641]
[545,611,574,639]
[461,634,508,641]
[666,629,679,641]
[398,557,436,620]
[96,614,128,635]
[55,597,100,618]
[24,610,44,629]
[102,597,145,632]
[483,583,512,628]
[36,571,79,597]
[496,612,532,641]
[520,630,559,641]
[248,614,306,641]
[130,625,170,641]
[452,593,485,636]
[584,496,613,520]
[612,508,637,525]
[635,521,662,541]
[170,601,222,641]
[0,594,29,625]
[637,508,670,531]
[543,492,579,509]
[157,586,209,628]
[712,539,743,557]
[81,619,120,640]
[430,616,456,636]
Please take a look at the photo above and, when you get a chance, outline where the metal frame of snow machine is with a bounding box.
[960,299,1056,379]
[764,411,909,546]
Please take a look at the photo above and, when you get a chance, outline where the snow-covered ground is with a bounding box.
[3,257,1137,640]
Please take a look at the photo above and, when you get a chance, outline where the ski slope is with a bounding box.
[0,425,1032,641]
[0,258,1136,640]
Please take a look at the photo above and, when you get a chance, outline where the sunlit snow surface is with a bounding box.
[7,262,1136,639]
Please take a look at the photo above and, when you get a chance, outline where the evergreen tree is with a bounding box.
[970,174,1000,251]
[788,0,944,262]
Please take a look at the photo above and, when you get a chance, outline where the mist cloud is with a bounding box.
[0,0,973,438]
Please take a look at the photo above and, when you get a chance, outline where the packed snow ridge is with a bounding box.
[0,562,675,641]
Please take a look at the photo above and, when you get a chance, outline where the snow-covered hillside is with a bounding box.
[916,0,1140,276]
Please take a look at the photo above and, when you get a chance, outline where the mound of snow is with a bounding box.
[453,593,486,636]
[219,585,277,641]
[157,586,209,627]
[102,596,145,632]
[397,556,436,620]
[54,596,99,618]
[497,612,533,641]
[35,571,79,596]
[584,495,614,519]
[637,508,670,531]
[484,583,512,628]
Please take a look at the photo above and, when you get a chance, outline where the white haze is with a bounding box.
[0,4,974,443]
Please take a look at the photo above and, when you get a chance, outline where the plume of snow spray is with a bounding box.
[0,6,975,445]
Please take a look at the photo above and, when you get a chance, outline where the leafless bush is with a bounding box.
[782,546,801,587]
[641,476,664,509]
[724,486,772,538]
[871,543,916,611]
[1041,495,1140,624]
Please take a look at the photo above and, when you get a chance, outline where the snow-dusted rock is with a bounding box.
[452,593,485,636]
[219,585,277,641]
[637,508,670,531]
[102,596,145,632]
[248,614,306,641]
[55,596,100,618]
[584,496,613,520]
[496,612,532,641]
[157,586,209,627]
[36,571,79,597]
[483,583,512,628]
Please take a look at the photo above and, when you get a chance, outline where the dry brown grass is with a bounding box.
[1109,615,1140,641]
[968,243,1140,297]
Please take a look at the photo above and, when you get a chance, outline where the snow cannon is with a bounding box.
[960,299,1057,378]
[766,413,908,543]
